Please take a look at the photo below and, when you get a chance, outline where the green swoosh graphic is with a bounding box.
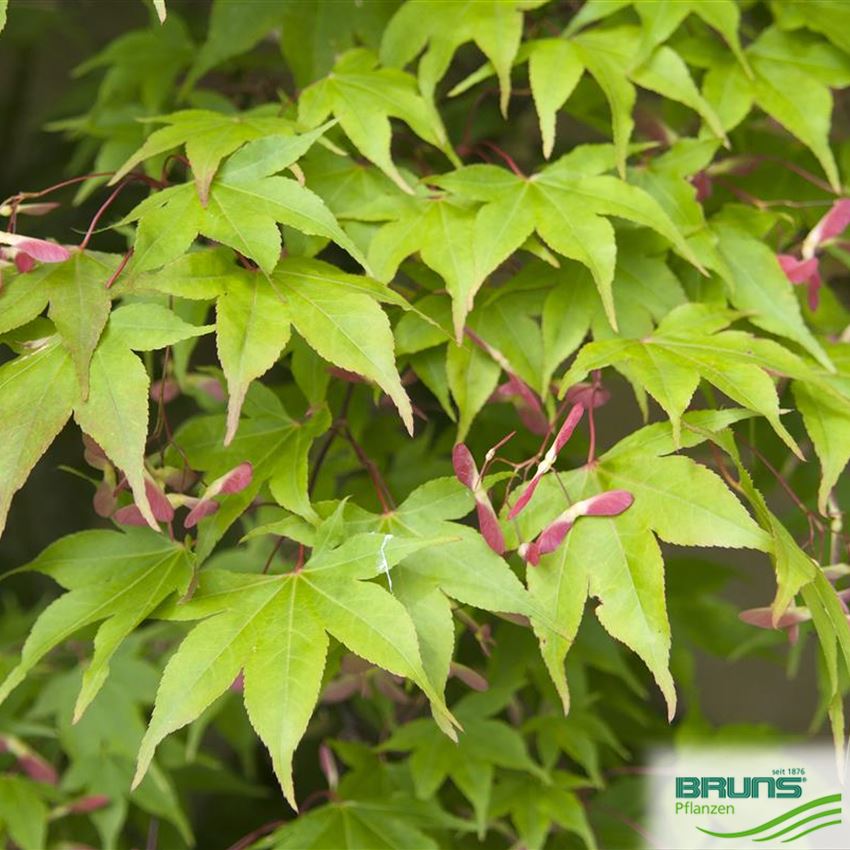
[755,808,843,842]
[697,794,841,838]
[783,818,843,843]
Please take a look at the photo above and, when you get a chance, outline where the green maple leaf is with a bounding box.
[330,476,549,686]
[380,0,538,115]
[298,48,456,194]
[265,798,441,850]
[793,342,850,514]
[0,528,192,722]
[510,409,770,717]
[382,694,548,837]
[561,302,810,454]
[714,224,832,371]
[121,125,365,276]
[490,771,597,850]
[270,258,415,434]
[111,107,300,204]
[452,18,730,165]
[0,251,120,396]
[0,341,78,538]
[132,530,460,808]
[565,0,748,71]
[703,27,850,191]
[126,249,410,442]
[73,307,210,529]
[409,157,702,334]
[253,476,541,697]
[215,270,293,445]
[0,776,47,850]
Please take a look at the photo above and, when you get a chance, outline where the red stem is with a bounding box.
[79,180,131,251]
[105,247,134,289]
[477,141,525,178]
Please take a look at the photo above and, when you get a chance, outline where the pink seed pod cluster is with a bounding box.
[454,399,635,564]
[83,432,253,533]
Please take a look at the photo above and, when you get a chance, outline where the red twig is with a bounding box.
[79,181,131,251]
[477,141,526,178]
[105,247,134,289]
[342,425,394,512]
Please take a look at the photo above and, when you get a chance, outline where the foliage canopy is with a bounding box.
[1,1,850,847]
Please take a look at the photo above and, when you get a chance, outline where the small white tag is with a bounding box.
[377,533,394,592]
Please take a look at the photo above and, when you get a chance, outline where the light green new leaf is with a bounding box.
[134,532,457,808]
[424,161,699,332]
[123,140,366,275]
[73,334,157,529]
[793,382,850,516]
[267,415,328,522]
[381,0,529,115]
[0,270,51,336]
[561,303,806,453]
[572,27,637,177]
[630,45,726,142]
[578,513,676,715]
[111,108,296,204]
[369,199,478,339]
[446,337,500,441]
[108,302,213,350]
[299,48,454,193]
[528,39,584,158]
[0,529,191,720]
[0,342,78,539]
[272,260,413,434]
[41,251,113,397]
[527,538,588,714]
[216,274,292,444]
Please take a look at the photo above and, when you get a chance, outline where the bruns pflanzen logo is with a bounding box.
[676,774,805,800]
[649,746,848,848]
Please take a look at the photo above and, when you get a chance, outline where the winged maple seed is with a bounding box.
[520,491,634,566]
[508,403,585,520]
[184,461,253,528]
[452,443,505,554]
[0,230,70,265]
[741,587,850,645]
[777,198,850,309]
[739,605,812,645]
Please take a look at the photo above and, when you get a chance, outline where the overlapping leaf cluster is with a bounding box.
[2,0,850,847]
